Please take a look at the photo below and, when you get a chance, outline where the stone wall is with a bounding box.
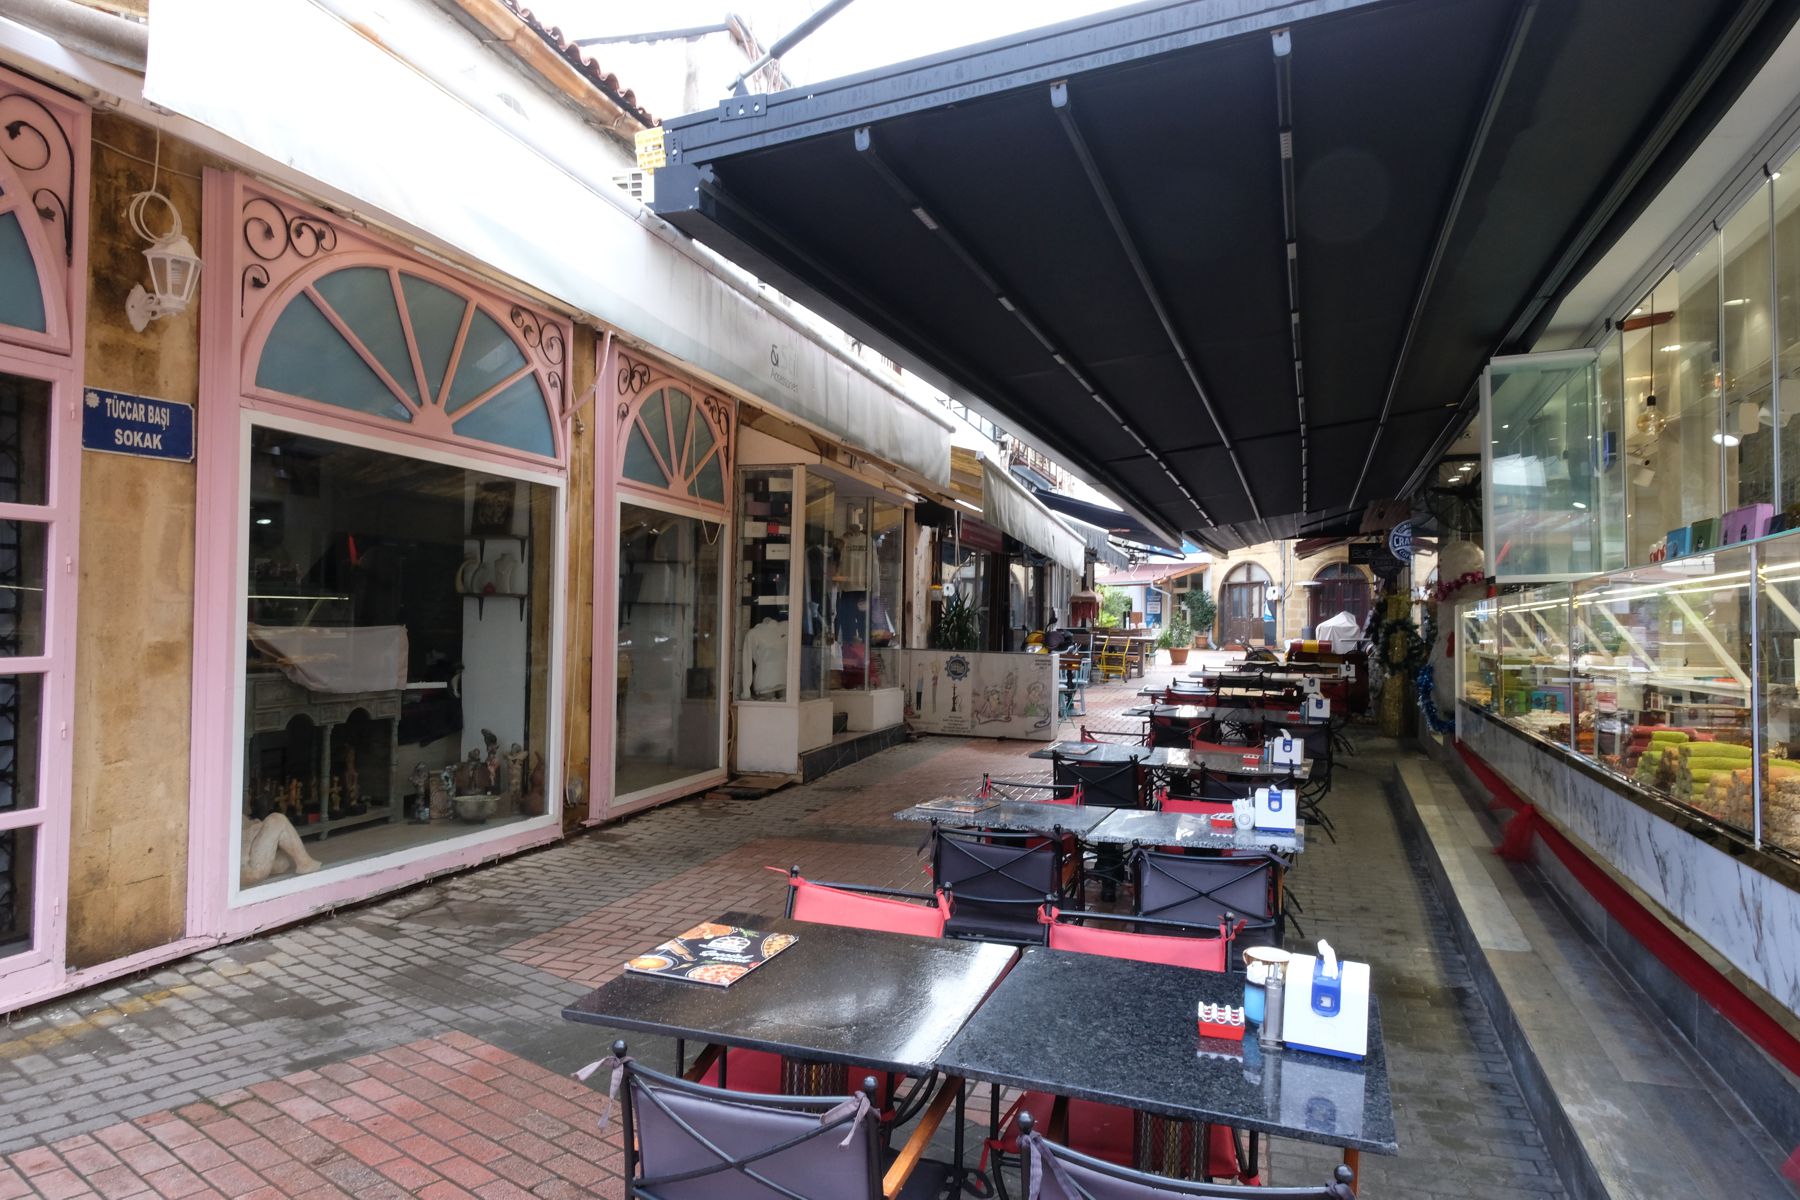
[67,115,214,966]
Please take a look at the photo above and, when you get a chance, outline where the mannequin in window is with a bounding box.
[241,810,322,886]
[741,616,789,700]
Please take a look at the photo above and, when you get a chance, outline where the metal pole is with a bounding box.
[727,0,859,94]
[1751,541,1765,849]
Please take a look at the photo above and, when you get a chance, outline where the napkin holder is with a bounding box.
[1280,947,1369,1060]
[1267,730,1303,766]
[1306,695,1331,719]
[1254,786,1297,833]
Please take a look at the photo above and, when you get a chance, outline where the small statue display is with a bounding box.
[409,762,432,824]
[523,751,546,817]
[431,765,454,819]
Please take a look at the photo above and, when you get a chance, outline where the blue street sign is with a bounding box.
[82,388,194,462]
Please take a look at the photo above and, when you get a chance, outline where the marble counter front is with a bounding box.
[1459,703,1800,1019]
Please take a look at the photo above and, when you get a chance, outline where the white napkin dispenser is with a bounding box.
[1306,695,1331,719]
[1254,786,1297,833]
[1280,944,1369,1060]
[1268,730,1303,766]
[1302,675,1321,695]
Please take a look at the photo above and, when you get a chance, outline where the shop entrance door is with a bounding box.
[0,353,78,999]
[1224,575,1267,644]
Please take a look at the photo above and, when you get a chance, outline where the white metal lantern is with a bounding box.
[125,189,202,332]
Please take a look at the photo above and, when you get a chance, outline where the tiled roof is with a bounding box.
[502,0,658,127]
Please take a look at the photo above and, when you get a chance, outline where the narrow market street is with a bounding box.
[0,664,1559,1199]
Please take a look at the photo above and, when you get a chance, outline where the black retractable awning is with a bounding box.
[1030,489,1185,558]
[652,0,1798,550]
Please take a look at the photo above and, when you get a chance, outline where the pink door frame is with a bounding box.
[188,170,572,940]
[0,67,86,1010]
[588,341,735,823]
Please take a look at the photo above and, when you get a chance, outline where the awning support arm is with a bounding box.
[1049,80,1260,522]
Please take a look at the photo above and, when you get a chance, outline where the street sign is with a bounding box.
[81,388,194,462]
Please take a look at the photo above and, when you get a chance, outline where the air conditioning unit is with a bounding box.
[614,170,655,204]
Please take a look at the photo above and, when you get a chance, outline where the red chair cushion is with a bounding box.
[787,876,947,938]
[1045,917,1228,973]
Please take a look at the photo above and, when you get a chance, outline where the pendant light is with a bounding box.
[1635,392,1665,437]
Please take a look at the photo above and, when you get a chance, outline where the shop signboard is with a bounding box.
[902,649,1057,740]
[1388,520,1414,563]
[81,388,195,462]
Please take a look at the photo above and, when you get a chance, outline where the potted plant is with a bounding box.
[1158,611,1194,665]
[933,588,981,651]
[1183,591,1217,650]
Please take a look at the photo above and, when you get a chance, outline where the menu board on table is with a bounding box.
[624,923,796,987]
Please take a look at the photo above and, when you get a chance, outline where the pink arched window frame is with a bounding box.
[189,171,570,935]
[610,347,733,513]
[0,77,83,356]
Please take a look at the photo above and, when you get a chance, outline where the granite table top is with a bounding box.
[562,913,1017,1077]
[894,799,1113,837]
[1084,808,1305,854]
[936,947,1397,1155]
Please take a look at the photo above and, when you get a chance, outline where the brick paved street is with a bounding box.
[0,661,1561,1198]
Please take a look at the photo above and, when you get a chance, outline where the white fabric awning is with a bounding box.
[981,458,1086,573]
[142,0,954,486]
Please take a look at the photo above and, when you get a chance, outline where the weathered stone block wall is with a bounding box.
[68,115,210,967]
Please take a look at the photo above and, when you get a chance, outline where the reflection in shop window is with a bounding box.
[241,428,555,889]
[615,502,723,798]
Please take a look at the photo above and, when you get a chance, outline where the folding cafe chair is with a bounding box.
[1132,847,1284,948]
[611,1043,957,1200]
[929,826,1076,943]
[1054,751,1147,901]
[1016,1113,1355,1200]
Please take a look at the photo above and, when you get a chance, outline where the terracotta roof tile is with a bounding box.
[502,0,658,127]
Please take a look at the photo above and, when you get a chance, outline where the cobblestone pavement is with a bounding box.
[0,660,1563,1198]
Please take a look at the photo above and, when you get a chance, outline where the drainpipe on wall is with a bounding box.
[4,0,146,69]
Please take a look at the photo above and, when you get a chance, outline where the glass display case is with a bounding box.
[1460,536,1777,846]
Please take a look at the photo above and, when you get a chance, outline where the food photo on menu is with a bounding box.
[624,922,798,987]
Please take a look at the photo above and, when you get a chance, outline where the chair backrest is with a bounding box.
[932,829,1060,906]
[1183,776,1258,802]
[1148,713,1198,749]
[980,775,1081,805]
[622,1050,881,1199]
[1053,756,1144,808]
[1133,849,1275,926]
[1040,907,1228,973]
[784,874,947,939]
[1019,1122,1353,1199]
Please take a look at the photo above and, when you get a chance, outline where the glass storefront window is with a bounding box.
[1778,152,1800,510]
[1485,353,1604,578]
[735,468,793,702]
[1758,538,1800,850]
[870,500,903,690]
[1722,185,1775,514]
[1661,242,1723,542]
[800,473,833,701]
[616,502,723,798]
[242,428,555,888]
[1459,598,1497,712]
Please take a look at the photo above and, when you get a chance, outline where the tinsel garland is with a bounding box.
[1432,570,1486,604]
[1416,663,1456,733]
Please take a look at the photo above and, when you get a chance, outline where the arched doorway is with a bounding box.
[1219,563,1271,647]
[1309,561,1372,631]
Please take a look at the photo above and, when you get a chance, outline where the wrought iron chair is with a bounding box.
[1148,710,1202,749]
[1131,847,1282,947]
[1079,723,1149,747]
[930,826,1073,943]
[1053,754,1146,809]
[978,775,1081,804]
[611,1042,953,1200]
[1018,1115,1355,1199]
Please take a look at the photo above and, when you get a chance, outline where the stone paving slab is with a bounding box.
[0,659,1567,1197]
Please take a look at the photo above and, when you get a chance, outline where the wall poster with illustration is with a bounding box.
[901,649,1056,740]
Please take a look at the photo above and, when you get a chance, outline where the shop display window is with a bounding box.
[1757,537,1800,852]
[800,474,833,701]
[869,500,904,690]
[735,468,794,702]
[615,503,723,798]
[1484,353,1607,579]
[241,428,555,888]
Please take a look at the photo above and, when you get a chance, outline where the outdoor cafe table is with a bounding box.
[893,799,1303,855]
[936,947,1397,1180]
[562,912,1017,1188]
[562,913,1014,1077]
[893,798,1113,837]
[1026,741,1311,782]
[1084,808,1304,854]
[1125,702,1332,727]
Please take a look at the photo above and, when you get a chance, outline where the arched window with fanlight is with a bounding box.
[608,348,733,817]
[200,177,571,921]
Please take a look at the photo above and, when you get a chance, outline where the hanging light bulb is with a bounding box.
[1635,393,1665,437]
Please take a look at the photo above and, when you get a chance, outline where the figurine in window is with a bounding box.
[241,810,321,886]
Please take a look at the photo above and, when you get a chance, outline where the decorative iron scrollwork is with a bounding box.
[0,93,74,263]
[617,355,651,397]
[242,195,338,263]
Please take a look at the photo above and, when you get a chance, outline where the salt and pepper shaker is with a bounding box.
[1260,960,1286,1049]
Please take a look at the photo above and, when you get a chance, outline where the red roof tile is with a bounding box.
[502,0,658,127]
